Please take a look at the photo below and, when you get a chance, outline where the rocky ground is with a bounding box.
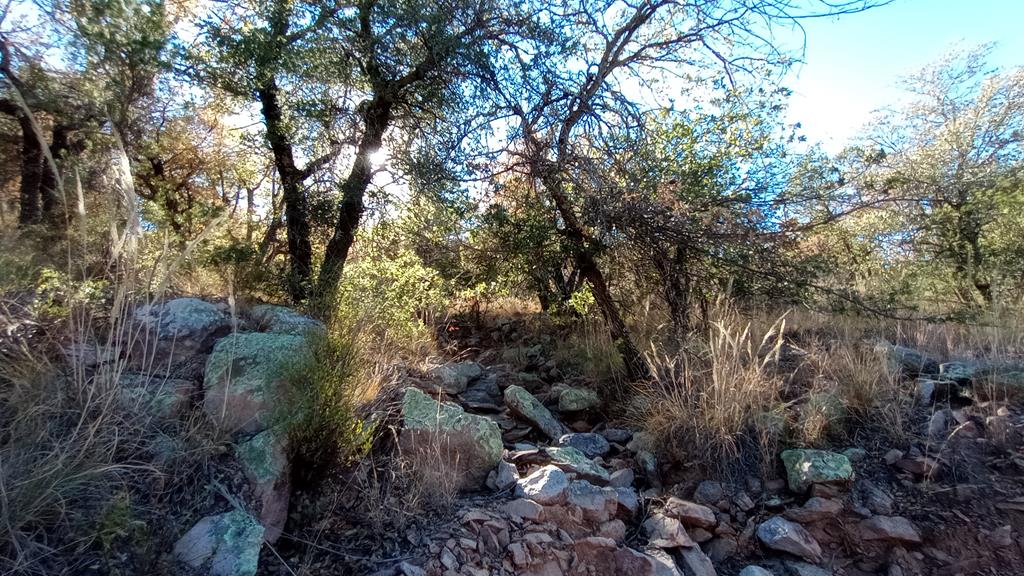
[85,299,1024,575]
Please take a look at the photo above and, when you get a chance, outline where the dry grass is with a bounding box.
[633,300,787,477]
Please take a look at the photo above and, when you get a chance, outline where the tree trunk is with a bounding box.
[258,79,313,303]
[40,124,70,222]
[17,113,43,225]
[314,95,393,317]
[655,242,692,340]
[540,169,648,381]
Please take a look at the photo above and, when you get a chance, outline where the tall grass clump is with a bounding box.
[634,300,787,476]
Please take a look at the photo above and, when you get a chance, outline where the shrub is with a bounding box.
[278,326,376,486]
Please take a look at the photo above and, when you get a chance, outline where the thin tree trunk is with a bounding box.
[40,124,70,222]
[17,113,43,225]
[540,169,648,381]
[258,79,313,303]
[314,95,393,316]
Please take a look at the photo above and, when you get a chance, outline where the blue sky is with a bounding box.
[783,0,1024,151]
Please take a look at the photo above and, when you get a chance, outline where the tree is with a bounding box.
[491,0,883,380]
[861,45,1024,307]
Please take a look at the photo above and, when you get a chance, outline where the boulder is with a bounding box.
[427,361,483,395]
[739,567,776,576]
[565,480,625,524]
[494,459,519,491]
[249,304,324,335]
[203,332,309,434]
[693,480,725,505]
[236,429,290,543]
[664,498,717,529]
[572,537,684,576]
[756,516,822,563]
[859,516,922,544]
[558,432,611,458]
[136,297,230,348]
[546,446,611,484]
[780,449,853,494]
[172,510,264,576]
[400,388,503,490]
[515,465,570,505]
[874,341,939,376]
[558,386,601,412]
[939,360,981,384]
[601,428,633,444]
[505,385,568,439]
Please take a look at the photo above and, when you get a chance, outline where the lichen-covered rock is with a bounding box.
[547,446,611,484]
[756,516,822,563]
[874,341,939,376]
[172,510,264,576]
[203,333,309,434]
[237,429,290,543]
[939,360,981,384]
[558,386,601,412]
[781,449,853,494]
[249,304,324,335]
[426,361,483,395]
[505,385,567,439]
[119,374,193,418]
[135,298,231,362]
[400,387,502,490]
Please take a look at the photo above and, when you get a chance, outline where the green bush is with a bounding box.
[277,328,375,484]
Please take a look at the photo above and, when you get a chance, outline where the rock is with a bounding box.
[664,498,717,529]
[172,510,264,576]
[249,304,324,335]
[495,459,519,491]
[461,374,501,405]
[704,537,738,562]
[643,513,695,548]
[859,516,922,544]
[733,491,756,512]
[927,410,950,438]
[875,342,939,376]
[558,386,601,412]
[739,567,776,576]
[883,449,904,465]
[610,468,635,488]
[236,429,290,543]
[565,480,624,523]
[842,447,867,463]
[694,481,725,505]
[636,450,661,487]
[626,431,655,452]
[203,332,309,434]
[427,362,483,395]
[784,497,842,524]
[397,561,427,576]
[558,433,610,458]
[515,465,570,505]
[574,537,683,576]
[501,498,544,522]
[756,516,822,562]
[780,449,853,494]
[894,456,939,477]
[547,446,611,484]
[861,481,895,516]
[990,525,1013,548]
[400,387,503,489]
[940,361,980,384]
[119,374,193,418]
[785,561,832,576]
[602,428,633,444]
[136,297,230,354]
[678,545,718,576]
[505,385,567,440]
[598,519,628,542]
[915,379,936,404]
